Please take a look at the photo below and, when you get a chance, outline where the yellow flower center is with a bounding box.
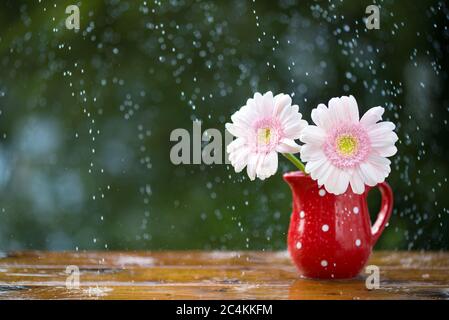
[336,134,358,156]
[257,127,272,145]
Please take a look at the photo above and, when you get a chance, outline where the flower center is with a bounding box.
[323,123,371,169]
[257,127,272,145]
[336,134,358,156]
[252,118,283,153]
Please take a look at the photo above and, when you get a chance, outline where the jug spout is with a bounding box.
[283,171,307,186]
[283,171,312,213]
[283,171,314,196]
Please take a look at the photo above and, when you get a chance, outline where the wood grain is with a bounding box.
[0,251,448,299]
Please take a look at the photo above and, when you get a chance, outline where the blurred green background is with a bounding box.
[0,0,448,250]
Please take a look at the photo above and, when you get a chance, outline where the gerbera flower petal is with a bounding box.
[273,93,292,116]
[311,159,332,182]
[349,168,365,194]
[316,161,334,187]
[226,137,246,153]
[254,92,264,107]
[299,144,324,162]
[246,153,259,181]
[232,150,250,173]
[262,91,275,113]
[328,97,346,126]
[368,121,396,137]
[276,138,301,153]
[360,106,384,128]
[305,157,328,176]
[257,151,278,180]
[300,126,327,145]
[324,167,350,195]
[375,145,398,157]
[341,95,360,123]
[370,131,399,148]
[359,162,382,186]
[283,117,308,139]
[336,170,351,195]
[366,154,391,177]
[230,108,252,128]
[225,123,246,138]
[227,138,250,173]
[311,103,332,131]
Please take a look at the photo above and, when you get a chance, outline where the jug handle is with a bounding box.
[371,181,393,246]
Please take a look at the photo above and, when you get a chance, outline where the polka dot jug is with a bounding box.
[284,171,393,279]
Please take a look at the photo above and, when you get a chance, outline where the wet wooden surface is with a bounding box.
[0,251,448,299]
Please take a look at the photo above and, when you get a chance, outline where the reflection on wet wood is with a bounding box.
[0,251,448,299]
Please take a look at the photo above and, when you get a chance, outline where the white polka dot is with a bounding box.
[296,241,302,250]
[318,189,326,197]
[299,211,305,218]
[321,260,328,267]
[321,224,329,232]
[353,206,359,214]
[355,239,361,247]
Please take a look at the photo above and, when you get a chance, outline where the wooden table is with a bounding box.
[0,251,448,300]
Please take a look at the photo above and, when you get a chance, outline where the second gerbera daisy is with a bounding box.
[300,95,398,195]
[226,91,308,180]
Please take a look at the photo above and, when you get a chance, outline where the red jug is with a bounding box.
[284,171,393,279]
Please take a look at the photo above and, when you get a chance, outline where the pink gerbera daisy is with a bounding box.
[300,95,398,195]
[226,91,308,180]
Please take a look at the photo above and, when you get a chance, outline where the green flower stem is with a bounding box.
[282,153,306,174]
